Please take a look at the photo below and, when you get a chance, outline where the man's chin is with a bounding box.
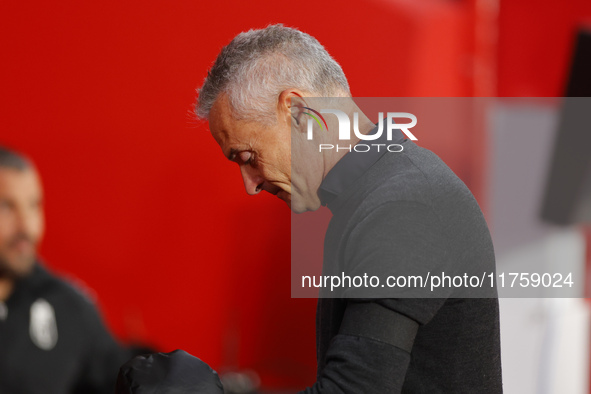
[277,191,322,213]
[277,190,290,204]
[0,253,36,279]
[278,192,305,212]
[288,196,324,214]
[285,198,312,214]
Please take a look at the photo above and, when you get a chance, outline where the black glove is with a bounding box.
[115,349,224,394]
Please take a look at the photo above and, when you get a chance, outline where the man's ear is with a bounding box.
[278,89,306,130]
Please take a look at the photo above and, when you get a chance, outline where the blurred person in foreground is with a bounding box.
[118,24,503,393]
[0,146,130,394]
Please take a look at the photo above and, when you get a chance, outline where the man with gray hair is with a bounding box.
[193,24,503,393]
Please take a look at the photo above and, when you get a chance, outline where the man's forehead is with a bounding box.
[208,121,227,148]
[208,95,231,140]
[0,168,42,196]
[208,121,233,161]
[208,94,247,161]
[0,167,36,180]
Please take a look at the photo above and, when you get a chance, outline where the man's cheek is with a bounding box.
[0,239,9,255]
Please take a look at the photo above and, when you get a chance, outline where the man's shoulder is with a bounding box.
[361,142,479,214]
[30,264,99,313]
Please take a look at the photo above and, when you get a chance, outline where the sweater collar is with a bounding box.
[317,121,405,212]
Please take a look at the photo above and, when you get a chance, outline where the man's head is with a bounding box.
[0,147,44,279]
[195,24,350,212]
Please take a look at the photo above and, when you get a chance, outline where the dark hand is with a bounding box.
[115,349,224,394]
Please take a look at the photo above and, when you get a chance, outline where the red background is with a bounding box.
[1,0,590,390]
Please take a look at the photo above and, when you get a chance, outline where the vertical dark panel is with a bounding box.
[541,30,591,225]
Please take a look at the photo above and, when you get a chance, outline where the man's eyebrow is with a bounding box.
[227,148,238,162]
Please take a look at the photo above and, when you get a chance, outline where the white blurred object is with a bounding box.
[220,369,261,394]
[491,101,590,394]
[29,298,58,351]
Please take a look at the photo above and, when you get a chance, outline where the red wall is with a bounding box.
[497,0,591,96]
[0,0,494,389]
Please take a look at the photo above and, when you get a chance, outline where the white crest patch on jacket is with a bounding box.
[29,298,58,350]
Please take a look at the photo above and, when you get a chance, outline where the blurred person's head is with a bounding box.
[0,147,44,280]
[195,24,368,213]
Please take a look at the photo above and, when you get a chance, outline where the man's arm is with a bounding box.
[299,301,419,394]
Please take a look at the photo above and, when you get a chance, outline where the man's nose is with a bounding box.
[240,166,264,196]
[15,205,42,238]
